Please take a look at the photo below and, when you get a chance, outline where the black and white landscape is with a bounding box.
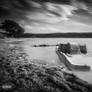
[0,0,92,92]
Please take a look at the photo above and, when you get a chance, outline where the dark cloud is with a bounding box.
[0,0,35,21]
[0,0,91,22]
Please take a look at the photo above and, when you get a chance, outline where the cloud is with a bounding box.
[0,0,91,21]
[0,0,36,21]
[0,0,92,33]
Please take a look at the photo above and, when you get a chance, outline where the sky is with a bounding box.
[0,0,92,33]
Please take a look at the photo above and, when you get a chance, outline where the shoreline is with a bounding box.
[56,50,91,71]
[0,42,92,92]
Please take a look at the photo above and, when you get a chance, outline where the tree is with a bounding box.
[0,20,24,37]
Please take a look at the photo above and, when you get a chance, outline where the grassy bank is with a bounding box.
[0,42,92,92]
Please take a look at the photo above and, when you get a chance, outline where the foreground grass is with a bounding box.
[0,42,92,92]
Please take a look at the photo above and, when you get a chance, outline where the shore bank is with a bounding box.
[0,42,92,92]
[56,50,91,71]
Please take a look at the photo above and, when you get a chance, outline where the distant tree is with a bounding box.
[58,43,71,54]
[66,43,71,54]
[80,45,87,54]
[0,20,24,37]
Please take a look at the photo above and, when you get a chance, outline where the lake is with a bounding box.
[20,38,92,61]
[6,38,92,84]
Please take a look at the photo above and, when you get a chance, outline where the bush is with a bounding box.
[0,20,24,37]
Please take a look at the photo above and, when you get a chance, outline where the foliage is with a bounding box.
[0,20,24,37]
